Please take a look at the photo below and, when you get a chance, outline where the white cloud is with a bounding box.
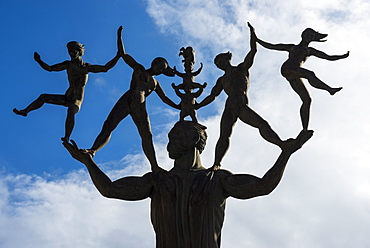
[3,0,370,247]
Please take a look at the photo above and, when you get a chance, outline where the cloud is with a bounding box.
[3,0,370,247]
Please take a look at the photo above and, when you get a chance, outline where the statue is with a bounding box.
[196,23,293,170]
[13,34,120,142]
[83,26,178,173]
[63,121,313,248]
[172,46,207,123]
[251,24,350,130]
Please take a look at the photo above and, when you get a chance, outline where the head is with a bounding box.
[167,121,207,160]
[214,52,232,70]
[67,41,85,58]
[150,57,175,76]
[301,28,327,43]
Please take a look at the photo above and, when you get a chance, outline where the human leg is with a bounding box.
[287,67,342,95]
[288,78,311,130]
[62,105,79,142]
[131,105,165,173]
[13,94,66,116]
[238,106,283,147]
[90,91,131,154]
[213,106,238,169]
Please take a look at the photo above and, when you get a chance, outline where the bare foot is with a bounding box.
[13,108,27,116]
[208,164,221,171]
[79,148,96,157]
[282,129,314,153]
[330,87,342,95]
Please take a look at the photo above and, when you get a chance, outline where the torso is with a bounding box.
[65,61,89,106]
[220,66,249,108]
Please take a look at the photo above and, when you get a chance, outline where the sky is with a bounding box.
[0,0,369,247]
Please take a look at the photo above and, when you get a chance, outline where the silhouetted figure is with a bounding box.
[172,82,206,122]
[252,24,349,129]
[63,121,312,248]
[85,26,178,173]
[13,35,120,142]
[197,23,288,170]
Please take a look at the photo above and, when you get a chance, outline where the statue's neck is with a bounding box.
[173,148,205,172]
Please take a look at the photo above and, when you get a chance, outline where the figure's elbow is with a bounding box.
[97,188,116,198]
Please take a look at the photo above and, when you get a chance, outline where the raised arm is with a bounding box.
[222,129,313,199]
[117,26,142,70]
[155,83,180,109]
[196,78,223,109]
[63,140,152,201]
[310,48,349,61]
[222,150,291,199]
[240,22,258,71]
[34,52,69,72]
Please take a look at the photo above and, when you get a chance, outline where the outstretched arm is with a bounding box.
[155,83,180,109]
[34,52,69,72]
[63,140,152,201]
[222,129,313,199]
[88,52,120,73]
[310,48,349,61]
[251,24,293,52]
[196,78,223,109]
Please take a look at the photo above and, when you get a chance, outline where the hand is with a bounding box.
[248,22,257,39]
[117,26,125,56]
[247,22,254,32]
[117,26,123,36]
[33,52,41,62]
[63,139,93,165]
[342,51,350,58]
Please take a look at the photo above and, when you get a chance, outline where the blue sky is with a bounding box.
[1,0,370,247]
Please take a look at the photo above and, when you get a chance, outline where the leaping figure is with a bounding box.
[251,24,349,130]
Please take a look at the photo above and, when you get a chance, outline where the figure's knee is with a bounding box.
[138,127,153,140]
[258,119,271,131]
[302,96,312,105]
[67,105,79,115]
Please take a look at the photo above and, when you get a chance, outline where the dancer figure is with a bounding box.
[13,34,120,142]
[197,23,290,170]
[85,26,178,173]
[252,24,349,129]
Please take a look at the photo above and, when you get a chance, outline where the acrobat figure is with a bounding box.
[179,46,195,67]
[197,22,292,170]
[171,82,206,122]
[83,26,178,173]
[13,35,120,142]
[252,24,349,130]
[173,46,205,90]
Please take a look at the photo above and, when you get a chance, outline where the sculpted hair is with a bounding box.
[66,41,84,51]
[171,121,207,153]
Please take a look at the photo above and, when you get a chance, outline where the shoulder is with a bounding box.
[214,169,233,178]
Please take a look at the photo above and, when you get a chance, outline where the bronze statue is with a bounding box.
[63,121,312,248]
[251,24,349,130]
[83,26,178,173]
[197,23,291,170]
[172,82,206,122]
[172,46,207,123]
[13,35,120,142]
